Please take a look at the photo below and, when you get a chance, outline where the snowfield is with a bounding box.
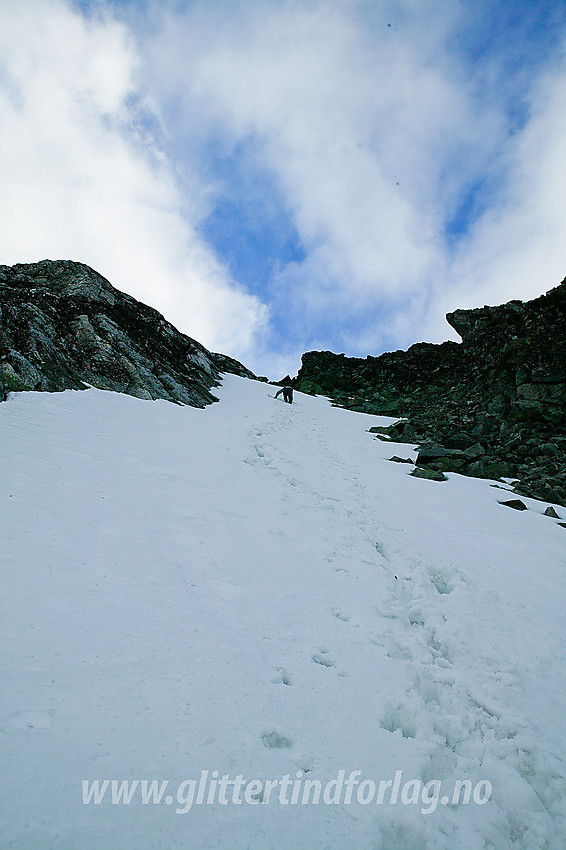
[1,375,565,849]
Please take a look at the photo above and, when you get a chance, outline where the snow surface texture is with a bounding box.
[1,375,565,849]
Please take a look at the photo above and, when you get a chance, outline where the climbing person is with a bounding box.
[275,384,294,404]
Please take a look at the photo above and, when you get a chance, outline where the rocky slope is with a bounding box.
[294,278,566,506]
[0,260,259,408]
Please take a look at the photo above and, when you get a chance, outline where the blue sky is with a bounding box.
[1,0,566,377]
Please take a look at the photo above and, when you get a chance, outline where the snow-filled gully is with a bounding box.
[2,376,565,849]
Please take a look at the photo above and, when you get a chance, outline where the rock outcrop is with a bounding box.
[294,278,566,506]
[0,260,258,407]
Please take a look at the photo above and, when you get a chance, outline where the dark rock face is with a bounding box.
[295,278,566,506]
[0,260,257,407]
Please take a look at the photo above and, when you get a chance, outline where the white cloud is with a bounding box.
[0,0,267,359]
[448,44,566,308]
[142,1,515,346]
[2,0,564,378]
[144,0,565,359]
[412,37,566,346]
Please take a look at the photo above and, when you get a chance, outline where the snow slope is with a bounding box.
[1,375,565,849]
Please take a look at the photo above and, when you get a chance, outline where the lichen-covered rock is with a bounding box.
[0,260,258,407]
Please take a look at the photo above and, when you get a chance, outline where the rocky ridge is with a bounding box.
[294,278,566,507]
[0,260,258,407]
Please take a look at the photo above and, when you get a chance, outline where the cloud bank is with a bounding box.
[1,0,565,376]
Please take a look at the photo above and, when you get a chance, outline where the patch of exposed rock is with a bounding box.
[294,278,566,507]
[0,260,259,407]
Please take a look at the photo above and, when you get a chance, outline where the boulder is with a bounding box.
[499,499,528,511]
[416,446,465,464]
[410,467,448,482]
[463,443,486,461]
[486,462,513,480]
[430,457,466,473]
[465,459,486,477]
[444,431,476,450]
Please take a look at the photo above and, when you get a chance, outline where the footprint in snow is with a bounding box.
[312,649,336,668]
[330,608,351,623]
[427,566,456,595]
[380,702,418,739]
[261,730,293,749]
[271,667,293,686]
